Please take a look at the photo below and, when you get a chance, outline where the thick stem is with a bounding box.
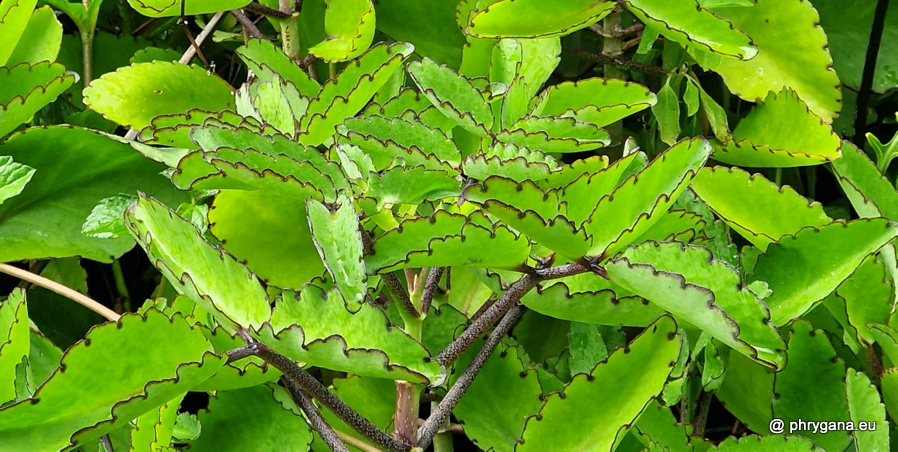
[431,401,454,452]
[252,343,411,452]
[231,9,266,39]
[383,272,419,318]
[393,381,419,446]
[418,304,526,448]
[854,0,891,145]
[79,27,95,86]
[282,377,350,452]
[278,0,302,62]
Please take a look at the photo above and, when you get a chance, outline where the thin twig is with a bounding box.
[245,1,292,18]
[854,0,891,144]
[231,9,266,39]
[420,267,444,315]
[282,377,350,452]
[251,343,411,452]
[434,275,538,366]
[180,11,224,65]
[334,430,382,452]
[563,48,669,76]
[418,304,527,448]
[0,263,119,321]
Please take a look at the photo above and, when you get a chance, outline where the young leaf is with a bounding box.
[0,62,76,138]
[0,310,225,450]
[605,241,786,369]
[125,0,250,17]
[84,62,235,130]
[255,285,444,383]
[407,58,494,136]
[690,0,841,122]
[531,78,657,128]
[125,195,272,330]
[190,385,312,450]
[338,115,461,169]
[299,42,414,146]
[653,76,681,145]
[452,344,543,450]
[462,154,555,183]
[137,109,250,150]
[130,395,182,451]
[236,39,321,98]
[690,166,831,250]
[309,0,376,62]
[0,156,34,205]
[466,0,615,38]
[715,89,841,167]
[307,194,368,309]
[625,0,757,59]
[366,210,530,273]
[584,138,711,258]
[0,127,186,262]
[518,316,681,451]
[80,194,139,239]
[364,87,457,132]
[366,165,460,206]
[750,219,898,326]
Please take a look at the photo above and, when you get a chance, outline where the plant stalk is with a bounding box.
[0,263,119,321]
[111,260,131,312]
[854,0,891,145]
[278,0,302,62]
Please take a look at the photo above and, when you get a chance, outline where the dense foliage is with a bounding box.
[1,0,898,450]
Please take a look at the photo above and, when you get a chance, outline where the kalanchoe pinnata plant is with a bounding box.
[1,0,898,450]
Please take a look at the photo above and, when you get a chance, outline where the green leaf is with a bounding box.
[605,241,786,369]
[0,62,76,138]
[0,156,34,205]
[462,154,555,183]
[518,316,681,451]
[625,0,757,59]
[496,116,611,153]
[190,385,312,450]
[316,376,396,449]
[236,39,321,97]
[0,310,225,450]
[716,351,774,434]
[366,165,460,206]
[137,109,249,150]
[84,62,235,130]
[193,326,281,391]
[125,195,272,330]
[364,87,457,132]
[309,0,376,62]
[773,321,851,451]
[832,142,898,219]
[846,368,889,451]
[696,79,731,142]
[584,138,711,258]
[715,89,841,167]
[749,219,898,326]
[466,0,614,38]
[453,344,543,450]
[210,190,325,290]
[366,210,530,273]
[714,435,820,451]
[0,288,28,404]
[80,194,139,239]
[172,412,201,442]
[531,77,657,128]
[126,0,251,17]
[0,0,37,66]
[522,272,663,326]
[836,256,894,345]
[690,0,841,122]
[299,42,413,146]
[237,76,302,136]
[690,166,831,250]
[0,126,187,262]
[307,194,368,309]
[255,285,444,384]
[374,0,464,68]
[683,78,700,117]
[407,58,494,136]
[130,395,182,451]
[6,6,62,66]
[653,77,681,145]
[337,115,461,169]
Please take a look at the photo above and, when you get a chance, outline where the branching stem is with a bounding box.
[282,376,350,452]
